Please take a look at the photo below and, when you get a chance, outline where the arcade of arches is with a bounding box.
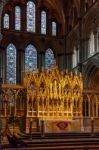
[0,0,99,133]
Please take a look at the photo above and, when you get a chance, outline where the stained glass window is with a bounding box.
[41,11,46,34]
[45,48,55,70]
[27,1,35,32]
[15,6,21,30]
[6,44,16,84]
[4,13,9,29]
[52,21,56,36]
[25,44,37,71]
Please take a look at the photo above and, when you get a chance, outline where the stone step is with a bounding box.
[3,132,99,149]
[18,132,99,140]
[3,144,99,150]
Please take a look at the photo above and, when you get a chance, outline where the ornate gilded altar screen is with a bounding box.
[24,66,83,120]
[0,84,26,117]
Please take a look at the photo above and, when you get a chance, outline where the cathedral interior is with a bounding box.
[0,0,99,149]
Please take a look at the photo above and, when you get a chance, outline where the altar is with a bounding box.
[44,119,81,133]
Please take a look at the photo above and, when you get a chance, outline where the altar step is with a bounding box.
[3,137,99,150]
[2,133,99,150]
[4,145,99,150]
[18,132,99,139]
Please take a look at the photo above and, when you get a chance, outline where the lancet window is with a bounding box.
[25,44,37,71]
[6,44,16,84]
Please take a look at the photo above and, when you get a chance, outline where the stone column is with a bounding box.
[85,37,90,58]
[47,13,52,35]
[20,50,25,84]
[0,49,3,82]
[94,31,98,53]
[21,4,26,32]
[38,52,45,71]
[0,36,4,83]
[76,47,79,64]
[65,55,68,69]
[2,50,5,83]
[36,3,41,34]
[57,54,61,70]
[38,53,41,71]
[41,52,45,69]
[17,49,24,85]
[11,6,15,30]
[78,17,83,62]
[82,38,87,60]
[66,53,72,71]
[83,38,88,60]
[0,1,4,32]
[57,54,64,70]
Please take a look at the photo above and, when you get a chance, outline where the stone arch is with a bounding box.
[84,57,99,89]
[82,7,99,38]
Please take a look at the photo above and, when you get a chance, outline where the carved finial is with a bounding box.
[41,67,44,73]
[70,72,73,77]
[66,69,68,74]
[75,69,77,75]
[79,72,82,78]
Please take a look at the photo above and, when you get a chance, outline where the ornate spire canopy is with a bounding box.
[24,66,83,120]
